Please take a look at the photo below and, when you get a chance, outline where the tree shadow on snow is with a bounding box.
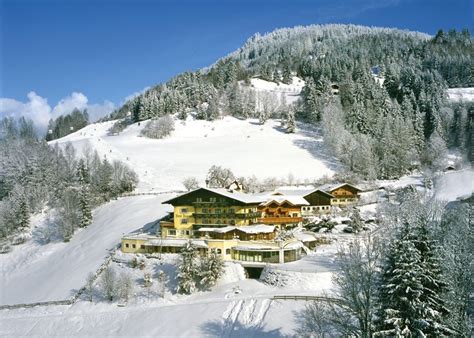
[291,122,343,173]
[200,319,284,338]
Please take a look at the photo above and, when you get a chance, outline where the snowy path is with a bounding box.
[0,195,174,305]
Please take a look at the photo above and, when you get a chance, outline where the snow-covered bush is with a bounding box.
[140,115,175,139]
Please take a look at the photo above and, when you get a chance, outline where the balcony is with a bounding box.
[258,216,303,224]
[193,212,261,219]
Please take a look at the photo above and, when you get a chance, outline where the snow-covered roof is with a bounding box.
[274,186,315,196]
[197,226,236,233]
[236,224,275,234]
[145,238,208,248]
[261,195,310,206]
[317,183,361,193]
[122,233,156,240]
[206,188,268,203]
[293,231,318,242]
[163,187,267,205]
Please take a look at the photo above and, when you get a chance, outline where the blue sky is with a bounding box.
[0,0,472,126]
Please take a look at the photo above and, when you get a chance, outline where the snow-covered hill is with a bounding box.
[0,195,173,305]
[50,115,339,192]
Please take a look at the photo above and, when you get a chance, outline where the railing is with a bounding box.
[258,217,303,224]
[193,212,260,219]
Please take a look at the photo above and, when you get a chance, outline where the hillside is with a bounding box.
[51,113,338,192]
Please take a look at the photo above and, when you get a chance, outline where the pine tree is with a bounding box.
[18,196,30,230]
[376,198,454,336]
[286,107,296,133]
[177,241,200,294]
[199,249,225,289]
[376,224,427,337]
[78,159,93,227]
[282,64,292,84]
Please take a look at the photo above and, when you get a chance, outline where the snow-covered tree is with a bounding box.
[206,165,235,188]
[182,177,199,191]
[141,115,175,139]
[100,266,117,301]
[177,241,200,294]
[199,249,225,289]
[298,235,381,337]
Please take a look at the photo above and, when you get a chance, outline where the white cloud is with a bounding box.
[122,86,150,104]
[0,91,116,131]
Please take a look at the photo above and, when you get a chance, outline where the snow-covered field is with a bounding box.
[49,115,339,193]
[447,87,474,102]
[0,241,338,337]
[434,169,474,201]
[0,195,173,305]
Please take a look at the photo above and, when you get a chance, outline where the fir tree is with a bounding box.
[177,241,200,294]
[199,249,225,289]
[18,196,30,230]
[282,64,292,84]
[77,160,92,228]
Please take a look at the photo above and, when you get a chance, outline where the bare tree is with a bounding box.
[297,234,381,337]
[117,271,134,302]
[206,165,235,188]
[85,272,95,302]
[182,177,199,191]
[100,266,117,301]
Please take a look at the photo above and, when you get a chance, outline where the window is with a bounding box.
[229,208,235,214]
[169,229,176,236]
[210,197,216,202]
[202,208,208,213]
[185,230,191,235]
[132,244,136,249]
[230,220,235,225]
[125,243,129,248]
[181,218,188,224]
[140,245,145,249]
[216,209,221,213]
[216,249,222,254]
[226,249,231,255]
[196,198,202,202]
[181,208,188,213]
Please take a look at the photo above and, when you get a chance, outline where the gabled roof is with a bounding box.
[162,187,267,205]
[302,189,334,199]
[317,183,362,193]
[260,195,310,206]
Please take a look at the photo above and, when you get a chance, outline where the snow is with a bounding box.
[250,76,305,104]
[447,87,474,102]
[0,194,173,305]
[0,240,338,337]
[49,115,338,193]
[434,169,474,201]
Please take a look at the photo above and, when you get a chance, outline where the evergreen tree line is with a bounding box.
[297,191,473,337]
[45,108,89,141]
[0,117,138,245]
[107,25,472,178]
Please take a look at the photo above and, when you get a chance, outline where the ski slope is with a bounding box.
[50,115,339,192]
[0,195,173,305]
